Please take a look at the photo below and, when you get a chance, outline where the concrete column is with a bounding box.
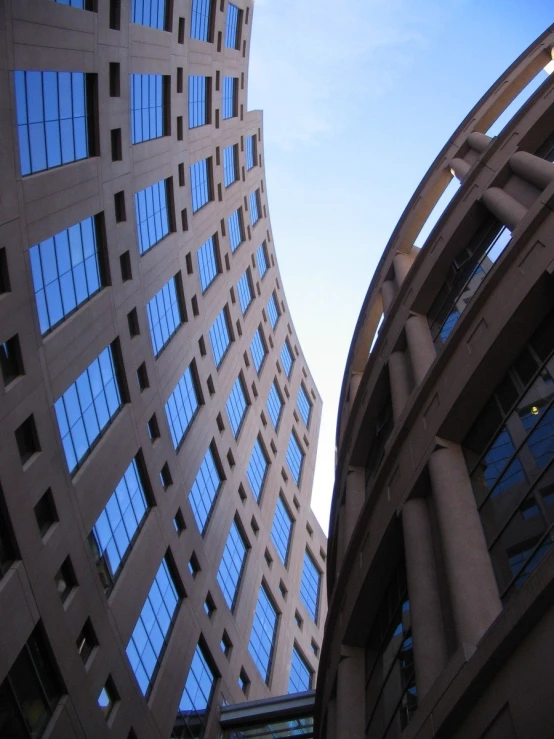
[450,157,470,181]
[344,467,365,537]
[350,372,363,403]
[405,313,436,385]
[336,646,365,739]
[481,187,527,231]
[467,131,492,153]
[388,350,411,422]
[509,150,554,190]
[402,498,448,698]
[381,279,396,314]
[394,251,416,290]
[325,697,337,739]
[428,441,502,648]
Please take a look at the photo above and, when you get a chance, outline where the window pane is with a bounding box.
[280,340,294,378]
[188,446,222,533]
[266,381,283,429]
[223,144,238,187]
[146,276,183,356]
[188,75,208,128]
[271,496,293,566]
[227,208,244,252]
[237,271,253,315]
[248,585,278,684]
[226,376,248,437]
[267,293,280,329]
[300,550,320,623]
[217,520,248,609]
[134,180,170,254]
[179,643,216,716]
[131,0,167,30]
[245,134,256,170]
[190,0,213,41]
[209,308,231,367]
[249,190,260,225]
[256,243,268,278]
[297,386,312,427]
[131,74,164,144]
[286,433,304,485]
[222,77,237,120]
[164,365,200,449]
[197,236,219,292]
[251,329,267,374]
[224,3,241,49]
[288,647,312,694]
[247,438,268,502]
[190,158,211,212]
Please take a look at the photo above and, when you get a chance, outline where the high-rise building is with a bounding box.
[0,2,327,738]
[316,25,554,739]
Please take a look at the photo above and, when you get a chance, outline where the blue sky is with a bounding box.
[247,1,553,530]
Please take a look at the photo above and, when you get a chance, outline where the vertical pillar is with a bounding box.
[381,279,396,314]
[481,187,526,231]
[394,252,416,290]
[325,697,337,739]
[467,131,492,154]
[336,646,365,739]
[428,441,502,648]
[388,351,411,421]
[337,468,365,571]
[402,498,448,698]
[350,372,363,403]
[405,313,436,385]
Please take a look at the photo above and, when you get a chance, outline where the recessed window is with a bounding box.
[146,275,184,356]
[250,327,268,374]
[173,508,186,534]
[15,415,40,465]
[190,0,214,42]
[190,157,212,212]
[245,134,257,170]
[271,496,293,566]
[209,307,232,367]
[120,250,132,281]
[54,556,77,604]
[247,437,269,502]
[188,445,223,533]
[114,190,126,222]
[109,62,120,97]
[189,75,210,128]
[222,77,238,120]
[0,335,23,385]
[266,380,284,430]
[267,292,280,329]
[297,385,312,427]
[221,631,232,657]
[15,71,94,175]
[248,584,278,684]
[294,610,303,629]
[238,667,250,695]
[131,0,168,29]
[204,592,216,618]
[288,646,312,694]
[127,307,140,337]
[98,676,119,721]
[225,3,242,49]
[189,552,200,578]
[130,74,167,144]
[281,339,294,378]
[237,269,254,315]
[286,432,304,486]
[165,363,200,449]
[223,143,239,187]
[0,248,10,294]
[197,235,220,292]
[34,489,58,538]
[300,550,321,624]
[256,242,268,278]
[147,414,160,441]
[179,642,217,718]
[111,128,122,161]
[249,189,260,225]
[135,180,171,254]
[279,580,288,599]
[217,519,248,610]
[137,362,149,391]
[76,618,98,666]
[160,462,172,490]
[226,375,248,437]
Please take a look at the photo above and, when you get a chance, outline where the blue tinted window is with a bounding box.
[248,585,278,684]
[217,520,247,609]
[288,647,312,694]
[191,0,213,41]
[179,643,216,716]
[225,3,241,49]
[29,215,102,335]
[256,243,268,278]
[267,293,280,329]
[51,0,88,7]
[250,328,267,374]
[228,208,244,252]
[89,458,149,591]
[249,190,260,225]
[247,438,268,502]
[297,386,312,427]
[226,376,248,437]
[165,365,199,449]
[223,144,238,187]
[146,276,182,356]
[131,0,166,29]
[190,158,211,212]
[197,236,219,292]
[188,446,222,533]
[286,433,304,485]
[300,550,320,623]
[15,71,89,176]
[267,381,283,430]
[131,74,164,144]
[271,496,293,566]
[245,135,256,170]
[280,340,294,378]
[188,75,209,128]
[209,308,231,367]
[54,345,122,474]
[134,180,170,254]
[126,558,180,695]
[222,77,237,120]
[237,271,253,315]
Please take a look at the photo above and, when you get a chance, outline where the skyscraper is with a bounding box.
[0,2,326,737]
[316,24,554,739]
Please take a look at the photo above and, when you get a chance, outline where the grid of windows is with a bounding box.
[251,328,268,374]
[134,180,170,254]
[281,340,294,378]
[189,75,209,128]
[89,458,149,592]
[197,236,219,292]
[190,158,211,212]
[246,134,256,170]
[165,365,199,449]
[222,77,237,119]
[223,144,238,187]
[300,550,321,623]
[209,308,231,367]
[179,643,216,717]
[228,208,244,252]
[249,190,260,225]
[190,0,212,41]
[131,0,166,29]
[126,558,180,695]
[15,70,90,176]
[225,3,241,49]
[247,438,268,502]
[267,381,284,429]
[217,520,248,609]
[271,496,293,566]
[237,271,254,315]
[54,345,122,474]
[288,647,312,694]
[29,215,102,335]
[226,376,248,437]
[248,585,278,684]
[286,433,304,485]
[147,277,182,356]
[131,74,164,144]
[256,243,268,278]
[188,447,222,534]
[267,293,280,329]
[297,385,312,427]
